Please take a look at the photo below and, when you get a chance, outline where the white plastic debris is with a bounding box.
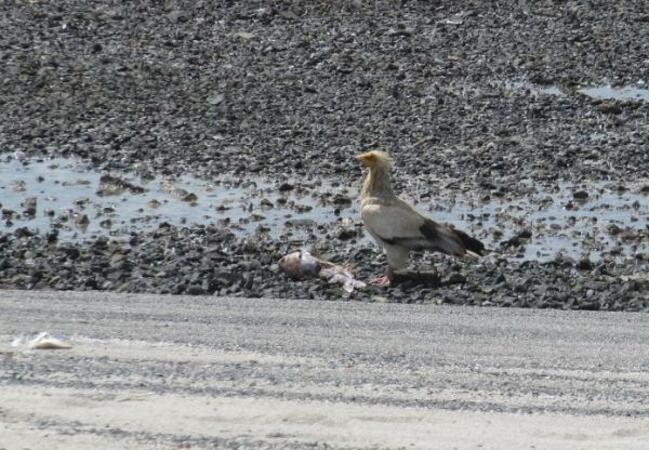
[439,14,464,25]
[10,337,25,348]
[11,332,72,350]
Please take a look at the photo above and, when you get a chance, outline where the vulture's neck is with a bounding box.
[361,166,394,198]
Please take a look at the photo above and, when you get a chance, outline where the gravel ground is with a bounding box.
[1,0,649,310]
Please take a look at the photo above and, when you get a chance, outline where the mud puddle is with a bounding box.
[0,155,356,243]
[1,155,647,263]
[508,82,564,97]
[509,81,649,102]
[409,180,649,263]
[579,85,649,102]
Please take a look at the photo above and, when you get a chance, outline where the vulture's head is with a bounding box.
[355,150,393,170]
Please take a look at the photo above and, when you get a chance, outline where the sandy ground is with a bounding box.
[3,383,649,450]
[2,290,649,449]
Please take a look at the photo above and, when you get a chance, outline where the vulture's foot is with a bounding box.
[368,275,392,287]
[369,267,395,287]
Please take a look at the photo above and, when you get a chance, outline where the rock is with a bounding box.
[572,190,589,200]
[278,182,294,192]
[14,227,34,238]
[518,230,532,239]
[286,218,315,227]
[2,209,15,220]
[97,174,145,196]
[167,10,188,23]
[332,193,352,205]
[607,224,622,235]
[60,247,81,260]
[577,300,601,311]
[337,228,357,240]
[207,93,225,105]
[182,192,198,203]
[109,253,128,268]
[21,197,37,217]
[186,284,205,295]
[446,273,466,285]
[234,31,256,40]
[596,102,622,114]
[502,230,531,248]
[46,229,59,243]
[576,258,593,271]
[75,214,90,228]
[12,180,26,192]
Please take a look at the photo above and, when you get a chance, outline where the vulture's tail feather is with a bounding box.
[451,227,486,256]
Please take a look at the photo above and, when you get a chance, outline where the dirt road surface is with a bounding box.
[1,290,649,449]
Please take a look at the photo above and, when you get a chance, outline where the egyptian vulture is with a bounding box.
[357,150,485,286]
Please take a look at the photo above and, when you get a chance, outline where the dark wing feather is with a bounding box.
[419,219,486,256]
[446,224,486,255]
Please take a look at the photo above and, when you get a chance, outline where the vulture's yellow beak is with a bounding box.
[356,150,392,169]
[356,151,376,167]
